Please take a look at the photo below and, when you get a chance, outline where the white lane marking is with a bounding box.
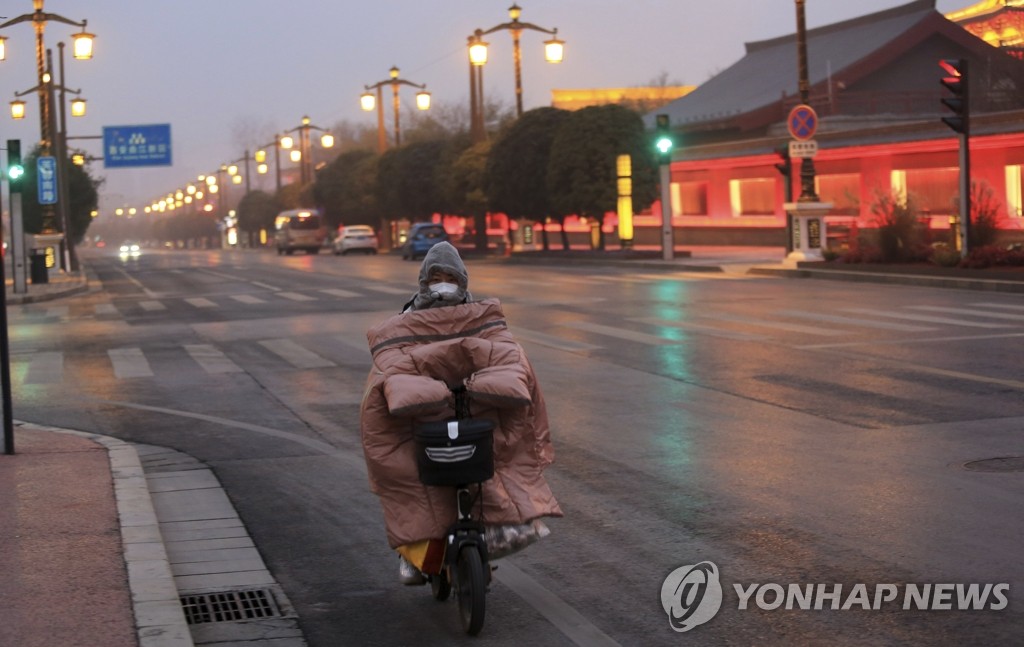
[842,307,1013,329]
[796,331,1024,350]
[631,317,769,341]
[231,295,266,305]
[907,305,1024,322]
[562,320,678,345]
[364,285,410,295]
[95,303,119,316]
[108,348,154,378]
[971,302,1024,312]
[139,300,167,312]
[93,398,620,647]
[185,297,218,308]
[321,288,360,298]
[277,292,317,302]
[695,311,845,336]
[775,310,934,332]
[513,328,602,353]
[25,351,63,383]
[251,281,280,291]
[184,344,243,374]
[114,266,160,298]
[258,339,336,369]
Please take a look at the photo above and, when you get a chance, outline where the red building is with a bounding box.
[646,0,1024,247]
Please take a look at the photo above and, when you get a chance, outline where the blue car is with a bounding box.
[401,223,450,260]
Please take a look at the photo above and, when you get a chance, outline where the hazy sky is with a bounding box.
[0,0,970,212]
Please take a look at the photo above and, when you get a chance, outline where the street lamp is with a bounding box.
[360,66,431,153]
[468,3,563,137]
[279,116,334,185]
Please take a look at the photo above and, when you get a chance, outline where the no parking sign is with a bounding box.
[787,104,818,141]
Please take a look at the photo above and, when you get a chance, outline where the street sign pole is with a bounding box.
[660,162,673,261]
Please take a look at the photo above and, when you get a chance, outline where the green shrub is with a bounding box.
[930,245,961,268]
[870,190,924,262]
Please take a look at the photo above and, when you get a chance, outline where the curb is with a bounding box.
[20,422,194,647]
[748,266,1024,293]
[5,275,89,305]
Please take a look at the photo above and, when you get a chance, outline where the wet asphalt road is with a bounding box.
[7,247,1022,645]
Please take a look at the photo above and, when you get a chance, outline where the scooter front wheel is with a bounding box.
[456,545,486,635]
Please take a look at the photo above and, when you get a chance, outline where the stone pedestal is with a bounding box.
[784,201,832,266]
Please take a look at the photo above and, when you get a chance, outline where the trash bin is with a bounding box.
[29,250,48,284]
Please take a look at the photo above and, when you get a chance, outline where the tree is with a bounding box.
[547,104,659,249]
[20,145,102,244]
[312,149,378,229]
[485,107,570,250]
[236,190,280,236]
[441,137,492,251]
[374,140,448,221]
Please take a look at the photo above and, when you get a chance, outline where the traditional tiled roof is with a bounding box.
[649,0,940,131]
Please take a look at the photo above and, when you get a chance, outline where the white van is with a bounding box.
[274,209,326,255]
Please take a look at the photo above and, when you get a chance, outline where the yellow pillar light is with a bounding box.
[320,133,335,148]
[280,135,294,149]
[205,175,216,186]
[72,153,85,166]
[10,100,26,120]
[257,163,268,175]
[228,164,238,175]
[71,98,87,117]
[360,91,376,111]
[616,154,634,245]
[290,149,301,163]
[232,174,242,184]
[416,90,431,111]
[544,32,565,63]
[469,37,489,66]
[255,149,266,163]
[72,28,95,60]
[0,36,6,62]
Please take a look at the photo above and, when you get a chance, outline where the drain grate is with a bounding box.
[180,588,282,625]
[963,456,1024,473]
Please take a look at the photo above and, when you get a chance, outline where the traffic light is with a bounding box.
[654,113,674,163]
[939,58,969,135]
[6,139,23,193]
[774,144,791,178]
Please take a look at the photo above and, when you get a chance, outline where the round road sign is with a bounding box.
[787,104,818,141]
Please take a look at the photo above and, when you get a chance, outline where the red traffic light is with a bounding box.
[939,58,969,135]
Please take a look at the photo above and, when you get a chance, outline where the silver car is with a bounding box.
[332,225,379,255]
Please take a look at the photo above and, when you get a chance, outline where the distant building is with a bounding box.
[551,86,694,112]
[640,0,1024,246]
[947,0,1024,58]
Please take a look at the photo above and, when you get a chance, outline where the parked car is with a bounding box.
[401,223,450,260]
[274,209,326,255]
[333,225,379,255]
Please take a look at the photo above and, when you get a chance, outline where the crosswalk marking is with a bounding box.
[184,344,243,374]
[562,320,679,346]
[185,297,217,308]
[694,311,845,336]
[251,281,280,291]
[513,328,602,353]
[631,317,768,341]
[364,285,410,295]
[95,303,119,316]
[278,291,317,302]
[139,300,166,312]
[775,310,934,332]
[321,288,360,298]
[231,295,266,304]
[907,305,1024,322]
[108,347,154,378]
[258,339,336,368]
[25,351,63,384]
[842,307,1013,329]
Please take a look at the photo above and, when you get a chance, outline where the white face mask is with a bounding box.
[430,282,460,296]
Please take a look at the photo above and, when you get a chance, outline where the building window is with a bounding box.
[729,178,775,216]
[674,181,707,216]
[816,173,860,216]
[1006,165,1023,218]
[903,167,958,215]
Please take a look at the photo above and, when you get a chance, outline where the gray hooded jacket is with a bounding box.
[403,241,473,312]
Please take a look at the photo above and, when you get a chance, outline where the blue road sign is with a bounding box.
[37,156,58,205]
[787,105,818,141]
[103,124,172,168]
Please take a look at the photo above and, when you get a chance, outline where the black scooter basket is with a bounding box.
[413,418,495,486]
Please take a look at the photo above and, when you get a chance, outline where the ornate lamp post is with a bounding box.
[360,66,431,153]
[468,2,563,139]
[279,116,334,185]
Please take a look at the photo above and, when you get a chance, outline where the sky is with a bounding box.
[0,0,972,214]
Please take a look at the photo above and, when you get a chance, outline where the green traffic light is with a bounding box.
[656,137,673,154]
[8,165,24,181]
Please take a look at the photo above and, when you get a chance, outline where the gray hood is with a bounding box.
[406,241,472,311]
